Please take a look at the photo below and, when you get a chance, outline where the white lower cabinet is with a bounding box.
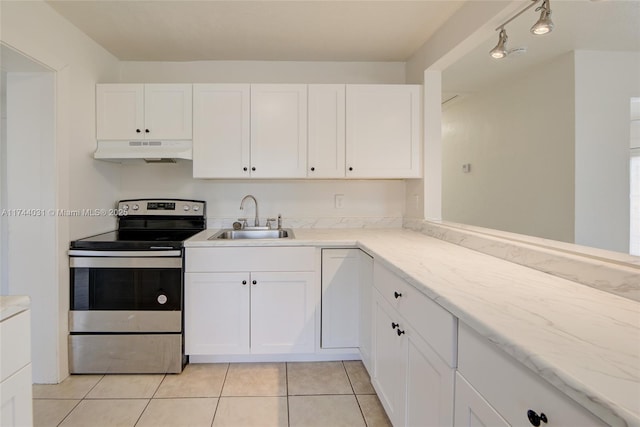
[454,372,510,427]
[321,248,362,349]
[186,271,315,355]
[250,271,316,354]
[185,247,317,356]
[0,308,33,427]
[185,272,250,355]
[373,292,406,425]
[373,290,455,427]
[358,250,374,372]
[455,322,607,427]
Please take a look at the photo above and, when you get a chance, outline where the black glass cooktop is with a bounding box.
[70,199,206,251]
[70,229,203,250]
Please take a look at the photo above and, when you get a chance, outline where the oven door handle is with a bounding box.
[68,250,181,257]
[69,255,182,269]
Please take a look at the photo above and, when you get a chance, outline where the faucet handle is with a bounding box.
[266,218,276,229]
[277,214,282,229]
[237,218,248,229]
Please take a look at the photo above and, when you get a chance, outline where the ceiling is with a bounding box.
[44,0,640,94]
[442,0,640,96]
[45,0,466,62]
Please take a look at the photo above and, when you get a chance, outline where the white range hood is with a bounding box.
[94,140,192,163]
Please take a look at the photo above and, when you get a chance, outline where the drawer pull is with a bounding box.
[391,322,399,329]
[394,291,402,299]
[242,280,247,285]
[527,410,548,426]
[252,280,257,285]
[396,328,405,336]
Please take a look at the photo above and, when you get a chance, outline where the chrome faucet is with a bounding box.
[239,195,259,227]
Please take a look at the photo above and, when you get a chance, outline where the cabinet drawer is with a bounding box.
[458,323,607,427]
[0,310,31,382]
[374,261,456,367]
[186,247,315,272]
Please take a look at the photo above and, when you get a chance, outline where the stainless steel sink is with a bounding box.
[209,228,294,240]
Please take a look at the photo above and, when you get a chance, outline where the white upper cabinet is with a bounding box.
[96,84,144,140]
[96,83,192,141]
[308,85,346,178]
[346,84,421,178]
[193,84,250,178]
[250,84,308,178]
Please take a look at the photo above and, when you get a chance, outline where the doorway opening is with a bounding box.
[1,43,58,382]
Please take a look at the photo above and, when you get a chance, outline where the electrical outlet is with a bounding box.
[462,163,471,173]
[335,194,344,209]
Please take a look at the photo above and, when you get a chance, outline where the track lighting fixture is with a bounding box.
[490,29,509,59]
[531,0,554,35]
[489,0,554,59]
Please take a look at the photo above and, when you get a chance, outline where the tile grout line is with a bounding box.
[210,363,231,426]
[55,374,106,427]
[133,374,166,426]
[344,361,371,427]
[286,362,291,427]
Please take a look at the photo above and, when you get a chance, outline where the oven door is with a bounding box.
[69,254,183,333]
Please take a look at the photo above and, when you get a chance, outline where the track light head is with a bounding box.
[490,29,509,59]
[531,0,554,35]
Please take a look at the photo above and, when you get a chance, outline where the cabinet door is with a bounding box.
[308,85,345,178]
[96,84,144,140]
[0,364,33,427]
[144,84,193,140]
[406,330,455,427]
[250,84,307,178]
[185,272,250,355]
[359,250,374,372]
[193,84,250,178]
[454,372,510,427]
[321,248,360,348]
[250,271,316,354]
[346,85,421,178]
[372,291,406,427]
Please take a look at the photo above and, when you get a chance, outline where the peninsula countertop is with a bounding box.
[186,228,640,427]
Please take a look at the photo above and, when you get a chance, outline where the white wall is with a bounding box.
[117,60,408,226]
[0,0,120,382]
[441,53,575,243]
[119,60,405,84]
[403,1,519,220]
[5,71,57,381]
[574,51,640,253]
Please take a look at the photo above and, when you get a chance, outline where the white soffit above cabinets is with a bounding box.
[44,0,466,62]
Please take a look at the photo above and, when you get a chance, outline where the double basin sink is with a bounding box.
[209,228,294,240]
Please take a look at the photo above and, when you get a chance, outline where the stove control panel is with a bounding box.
[118,199,206,217]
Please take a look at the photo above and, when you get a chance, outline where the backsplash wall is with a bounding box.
[118,161,406,228]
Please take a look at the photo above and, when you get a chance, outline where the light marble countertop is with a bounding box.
[186,228,640,427]
[0,295,30,322]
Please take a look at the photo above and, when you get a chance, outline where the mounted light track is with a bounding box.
[490,0,554,59]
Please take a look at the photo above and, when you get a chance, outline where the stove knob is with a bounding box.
[122,204,129,211]
[132,204,139,211]
[157,294,168,305]
[193,205,199,212]
[183,205,190,211]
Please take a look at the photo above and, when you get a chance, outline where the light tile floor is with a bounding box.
[33,361,392,427]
